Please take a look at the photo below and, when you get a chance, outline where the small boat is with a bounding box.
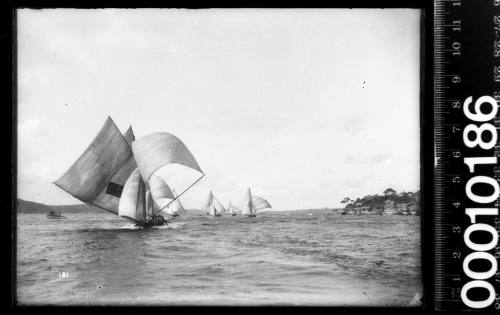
[46,210,67,219]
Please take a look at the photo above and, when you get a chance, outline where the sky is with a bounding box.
[17,9,421,210]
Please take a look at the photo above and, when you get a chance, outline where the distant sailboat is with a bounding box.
[163,189,186,217]
[203,190,226,216]
[54,117,204,227]
[241,188,272,217]
[227,201,239,216]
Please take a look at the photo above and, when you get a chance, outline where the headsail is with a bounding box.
[212,195,226,215]
[118,168,147,224]
[123,126,135,145]
[131,132,202,181]
[170,189,186,215]
[53,117,136,214]
[251,195,272,211]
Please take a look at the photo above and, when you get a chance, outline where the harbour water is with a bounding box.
[17,210,422,306]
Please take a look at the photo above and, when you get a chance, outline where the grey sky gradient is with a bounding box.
[17,9,421,210]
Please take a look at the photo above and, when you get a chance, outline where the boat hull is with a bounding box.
[137,215,168,227]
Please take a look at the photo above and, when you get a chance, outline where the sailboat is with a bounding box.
[54,116,204,227]
[241,188,272,217]
[227,201,239,216]
[203,190,226,216]
[163,189,186,217]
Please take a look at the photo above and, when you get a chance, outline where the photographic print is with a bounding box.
[16,8,422,306]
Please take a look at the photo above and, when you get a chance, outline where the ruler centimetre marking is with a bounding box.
[434,0,500,311]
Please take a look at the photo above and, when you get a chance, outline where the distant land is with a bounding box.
[16,198,342,215]
[16,198,207,215]
[16,199,103,214]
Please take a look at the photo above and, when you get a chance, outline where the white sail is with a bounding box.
[158,188,186,217]
[228,201,241,215]
[131,132,203,181]
[241,188,253,215]
[118,168,147,224]
[251,195,272,211]
[54,117,136,214]
[202,190,213,214]
[170,189,186,215]
[204,190,225,216]
[149,175,175,200]
[212,196,226,215]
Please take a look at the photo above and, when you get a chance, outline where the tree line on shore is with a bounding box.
[337,188,421,215]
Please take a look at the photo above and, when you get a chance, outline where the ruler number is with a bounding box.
[452,176,461,183]
[452,75,461,84]
[463,96,498,121]
[494,66,500,82]
[464,124,498,149]
[494,40,500,58]
[452,225,462,233]
[452,42,461,56]
[463,96,499,149]
[465,157,498,173]
[452,100,461,109]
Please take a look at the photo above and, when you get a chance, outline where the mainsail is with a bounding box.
[242,188,253,216]
[53,117,136,214]
[202,190,214,214]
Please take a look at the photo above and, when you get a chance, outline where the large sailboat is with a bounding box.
[54,116,204,227]
[240,188,272,217]
[203,190,226,216]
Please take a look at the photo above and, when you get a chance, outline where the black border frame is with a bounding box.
[7,1,435,312]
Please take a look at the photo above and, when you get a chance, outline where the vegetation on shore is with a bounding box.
[339,188,420,215]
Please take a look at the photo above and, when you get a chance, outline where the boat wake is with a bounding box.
[153,222,186,229]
